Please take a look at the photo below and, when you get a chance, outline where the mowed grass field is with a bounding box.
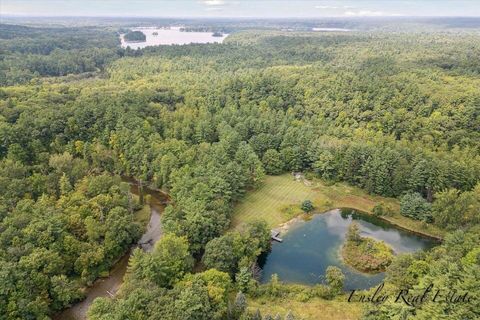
[247,296,363,320]
[232,174,444,238]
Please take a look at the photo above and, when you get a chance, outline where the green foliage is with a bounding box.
[127,234,193,288]
[262,149,284,175]
[300,199,314,213]
[400,192,433,222]
[372,202,394,217]
[203,233,240,275]
[233,291,248,319]
[366,228,480,319]
[342,223,394,273]
[91,267,235,320]
[123,31,146,42]
[0,174,141,318]
[346,222,361,243]
[1,22,480,319]
[181,269,232,320]
[385,253,426,289]
[268,274,281,297]
[236,267,254,293]
[325,266,345,295]
[0,24,120,85]
[245,220,272,253]
[432,184,480,229]
[203,222,270,277]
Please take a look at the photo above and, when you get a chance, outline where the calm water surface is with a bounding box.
[120,27,229,49]
[260,209,436,290]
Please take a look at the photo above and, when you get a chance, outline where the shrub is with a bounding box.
[373,202,394,217]
[301,200,314,213]
[400,192,432,222]
[325,266,345,295]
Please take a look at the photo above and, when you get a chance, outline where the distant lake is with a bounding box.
[312,27,352,32]
[120,27,229,49]
[259,209,437,290]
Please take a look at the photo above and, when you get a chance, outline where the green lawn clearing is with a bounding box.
[247,295,363,320]
[231,174,444,239]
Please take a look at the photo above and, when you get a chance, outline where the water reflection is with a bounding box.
[120,27,229,49]
[260,209,436,290]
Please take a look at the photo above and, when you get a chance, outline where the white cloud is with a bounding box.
[344,10,386,17]
[202,0,225,5]
[315,5,354,10]
[315,6,340,9]
[205,7,223,11]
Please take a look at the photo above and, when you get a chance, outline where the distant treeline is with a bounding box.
[0,24,121,85]
[1,25,480,319]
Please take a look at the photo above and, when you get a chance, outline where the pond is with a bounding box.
[120,27,229,49]
[259,209,437,290]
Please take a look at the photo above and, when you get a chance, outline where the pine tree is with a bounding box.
[234,291,247,316]
[346,222,361,243]
[59,173,72,195]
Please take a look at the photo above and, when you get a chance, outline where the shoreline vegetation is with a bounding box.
[54,193,151,319]
[123,30,146,42]
[341,223,394,273]
[233,174,445,240]
[248,295,363,320]
[2,21,479,320]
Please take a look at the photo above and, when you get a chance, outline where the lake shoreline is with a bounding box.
[275,207,443,242]
[120,27,229,49]
[260,209,436,289]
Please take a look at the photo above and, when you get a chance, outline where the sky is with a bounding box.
[1,0,480,18]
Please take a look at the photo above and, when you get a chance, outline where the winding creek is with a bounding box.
[259,209,438,290]
[56,189,438,319]
[54,180,166,320]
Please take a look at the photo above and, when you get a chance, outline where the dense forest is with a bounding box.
[0,24,121,86]
[0,19,479,320]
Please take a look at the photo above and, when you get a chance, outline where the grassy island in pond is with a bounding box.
[341,223,394,273]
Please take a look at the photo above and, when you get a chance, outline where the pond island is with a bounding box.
[341,222,394,273]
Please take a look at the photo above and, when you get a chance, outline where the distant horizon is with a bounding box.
[2,1,480,18]
[3,14,480,20]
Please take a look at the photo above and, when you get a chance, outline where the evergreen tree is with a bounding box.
[346,222,361,243]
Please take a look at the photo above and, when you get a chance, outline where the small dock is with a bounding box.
[271,230,283,242]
